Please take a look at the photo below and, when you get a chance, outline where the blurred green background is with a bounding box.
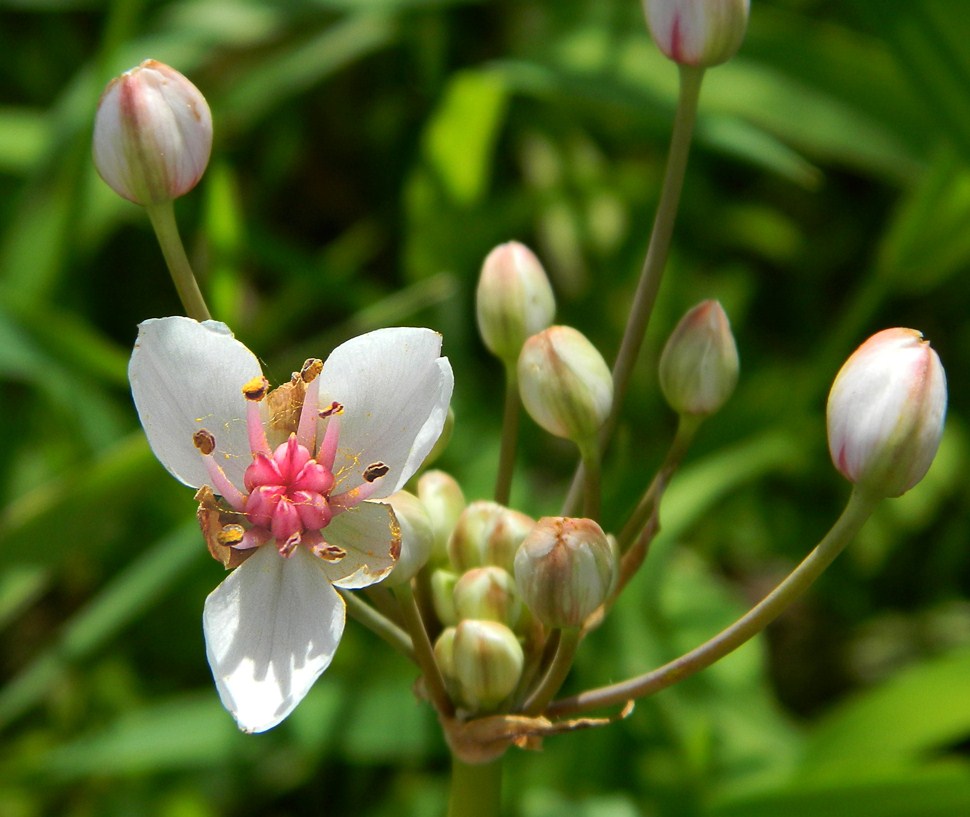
[1,0,968,815]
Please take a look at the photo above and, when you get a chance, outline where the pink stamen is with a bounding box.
[247,400,271,457]
[201,453,248,512]
[297,372,320,450]
[331,478,381,513]
[318,409,342,471]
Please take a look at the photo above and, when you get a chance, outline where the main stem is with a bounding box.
[448,756,503,817]
[548,488,880,717]
[146,201,212,321]
[563,65,705,516]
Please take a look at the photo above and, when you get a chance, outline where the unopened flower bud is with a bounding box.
[93,60,212,205]
[452,620,524,711]
[434,626,458,683]
[382,491,434,587]
[643,0,750,68]
[418,470,466,563]
[476,242,556,364]
[517,326,613,445]
[659,300,739,417]
[431,569,459,627]
[448,501,535,574]
[827,328,947,498]
[453,566,522,627]
[514,517,617,629]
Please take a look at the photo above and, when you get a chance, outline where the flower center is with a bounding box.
[243,435,335,544]
[192,359,387,559]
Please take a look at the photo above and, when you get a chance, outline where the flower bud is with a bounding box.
[434,626,458,684]
[382,491,434,587]
[643,0,750,68]
[514,517,617,629]
[517,326,613,445]
[93,60,212,205]
[659,300,739,417]
[453,566,522,627]
[448,501,535,574]
[452,620,524,711]
[827,328,946,498]
[476,242,556,365]
[431,569,460,627]
[418,470,466,563]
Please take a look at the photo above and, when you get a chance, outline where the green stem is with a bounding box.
[393,583,454,717]
[521,628,581,715]
[579,438,602,521]
[494,363,520,506]
[145,201,212,321]
[547,488,880,717]
[338,589,414,663]
[617,414,700,553]
[563,65,705,516]
[448,755,503,817]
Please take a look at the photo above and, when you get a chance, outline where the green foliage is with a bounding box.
[0,0,968,815]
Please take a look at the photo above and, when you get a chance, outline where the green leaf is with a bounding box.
[422,69,509,206]
[798,648,970,779]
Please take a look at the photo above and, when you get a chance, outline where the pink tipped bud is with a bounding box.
[827,328,947,498]
[476,242,556,364]
[643,0,750,68]
[517,326,613,445]
[659,300,739,417]
[514,517,617,629]
[93,60,212,205]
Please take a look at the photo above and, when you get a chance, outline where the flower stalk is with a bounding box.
[394,583,454,717]
[547,487,880,718]
[563,64,705,515]
[494,361,521,506]
[145,201,211,321]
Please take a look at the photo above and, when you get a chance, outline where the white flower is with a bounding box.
[129,317,453,732]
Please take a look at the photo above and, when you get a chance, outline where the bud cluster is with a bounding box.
[392,479,620,715]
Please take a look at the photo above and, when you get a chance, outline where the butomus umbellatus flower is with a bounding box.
[129,317,453,732]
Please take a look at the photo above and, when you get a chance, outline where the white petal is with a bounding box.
[203,545,345,733]
[322,501,400,589]
[319,328,454,496]
[129,317,262,488]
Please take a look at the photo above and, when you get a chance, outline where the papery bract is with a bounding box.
[129,317,453,731]
[93,60,212,205]
[827,328,946,498]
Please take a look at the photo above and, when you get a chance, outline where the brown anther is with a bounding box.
[363,462,390,483]
[242,375,270,402]
[217,524,246,547]
[316,544,347,562]
[319,401,344,418]
[193,429,216,455]
[300,358,323,383]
